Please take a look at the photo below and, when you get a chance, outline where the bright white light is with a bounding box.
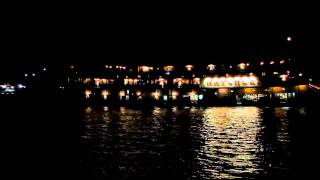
[299,73,303,77]
[32,73,35,77]
[43,68,47,71]
[17,84,26,89]
[198,94,203,100]
[24,74,28,77]
[287,36,292,42]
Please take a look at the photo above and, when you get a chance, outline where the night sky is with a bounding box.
[1,6,319,80]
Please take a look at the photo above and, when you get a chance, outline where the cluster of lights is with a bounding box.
[124,78,139,85]
[259,60,285,66]
[94,78,107,86]
[164,65,174,72]
[105,65,126,70]
[138,66,153,72]
[203,75,259,88]
[238,63,248,70]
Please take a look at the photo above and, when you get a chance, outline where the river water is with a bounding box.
[80,106,315,179]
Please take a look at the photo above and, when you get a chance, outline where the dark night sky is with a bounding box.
[1,5,319,79]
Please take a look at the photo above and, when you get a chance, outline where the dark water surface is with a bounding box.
[80,106,317,179]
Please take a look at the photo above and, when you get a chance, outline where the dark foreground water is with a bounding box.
[80,106,318,179]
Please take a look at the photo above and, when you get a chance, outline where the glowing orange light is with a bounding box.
[238,63,246,70]
[136,90,142,96]
[164,65,174,71]
[85,90,92,98]
[119,91,125,97]
[152,90,161,100]
[101,90,109,99]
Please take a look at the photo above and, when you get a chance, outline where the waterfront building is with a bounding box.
[66,60,311,106]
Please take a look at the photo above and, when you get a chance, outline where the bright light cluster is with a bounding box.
[203,75,259,88]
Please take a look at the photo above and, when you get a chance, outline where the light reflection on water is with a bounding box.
[80,106,303,179]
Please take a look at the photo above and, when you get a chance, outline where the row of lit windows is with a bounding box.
[76,61,290,73]
[83,78,202,86]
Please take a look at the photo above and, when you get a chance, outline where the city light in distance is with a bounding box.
[238,63,246,70]
[207,64,215,71]
[185,65,193,71]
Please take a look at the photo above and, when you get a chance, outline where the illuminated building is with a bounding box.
[64,61,311,106]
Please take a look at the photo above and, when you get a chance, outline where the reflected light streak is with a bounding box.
[199,107,263,178]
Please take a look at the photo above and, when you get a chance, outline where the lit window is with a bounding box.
[185,65,193,71]
[207,64,215,71]
[238,63,246,70]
